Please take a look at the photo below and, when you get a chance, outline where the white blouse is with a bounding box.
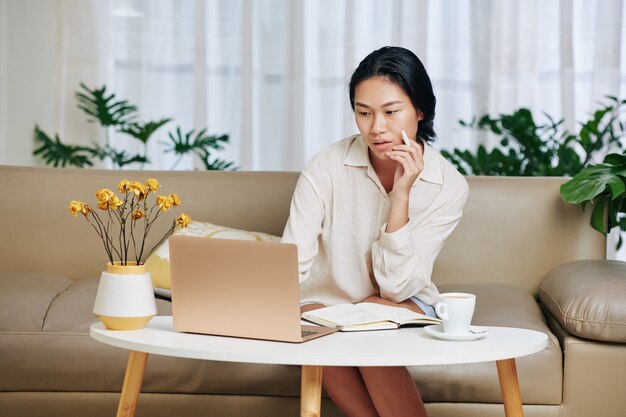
[281,135,469,306]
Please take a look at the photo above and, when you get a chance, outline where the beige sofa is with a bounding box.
[1,165,625,417]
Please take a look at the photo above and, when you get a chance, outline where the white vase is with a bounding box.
[93,262,157,330]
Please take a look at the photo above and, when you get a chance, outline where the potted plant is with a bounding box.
[68,178,190,330]
[35,83,236,170]
[441,96,626,176]
[560,152,626,249]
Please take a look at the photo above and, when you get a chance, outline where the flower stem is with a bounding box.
[137,202,163,263]
[106,208,122,261]
[145,222,176,261]
[86,214,113,263]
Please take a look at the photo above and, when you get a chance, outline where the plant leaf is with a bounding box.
[32,126,94,168]
[85,143,148,168]
[120,118,172,144]
[162,127,236,171]
[605,153,626,165]
[163,128,230,154]
[201,155,238,171]
[560,163,626,204]
[75,83,138,127]
[609,179,626,200]
[590,196,608,234]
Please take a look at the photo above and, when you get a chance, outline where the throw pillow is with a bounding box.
[145,221,281,298]
[539,259,626,343]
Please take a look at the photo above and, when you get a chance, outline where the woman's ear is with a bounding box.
[417,110,425,121]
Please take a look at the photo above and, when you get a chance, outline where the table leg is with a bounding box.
[496,358,524,417]
[116,351,149,417]
[301,365,323,417]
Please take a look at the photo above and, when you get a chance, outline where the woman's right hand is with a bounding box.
[385,139,424,197]
[384,138,425,233]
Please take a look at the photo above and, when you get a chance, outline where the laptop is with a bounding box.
[168,235,338,343]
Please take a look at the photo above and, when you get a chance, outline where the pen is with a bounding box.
[401,130,412,147]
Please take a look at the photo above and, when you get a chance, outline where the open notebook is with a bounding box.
[301,302,441,331]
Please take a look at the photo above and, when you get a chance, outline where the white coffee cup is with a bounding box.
[434,292,476,334]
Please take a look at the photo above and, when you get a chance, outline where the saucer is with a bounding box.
[423,325,489,341]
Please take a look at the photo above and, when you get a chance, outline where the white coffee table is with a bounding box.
[90,316,548,417]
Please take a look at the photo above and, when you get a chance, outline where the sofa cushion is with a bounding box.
[539,260,626,343]
[144,220,280,296]
[0,273,73,332]
[44,275,171,333]
[411,283,562,405]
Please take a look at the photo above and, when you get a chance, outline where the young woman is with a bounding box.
[281,46,469,417]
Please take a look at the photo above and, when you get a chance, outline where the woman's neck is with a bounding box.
[369,151,396,176]
[369,151,397,193]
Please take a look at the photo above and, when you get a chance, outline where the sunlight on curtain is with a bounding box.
[1,0,625,171]
[110,0,198,169]
[57,1,113,165]
[99,0,626,171]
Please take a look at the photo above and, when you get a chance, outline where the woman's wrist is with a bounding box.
[386,194,410,233]
[390,191,410,205]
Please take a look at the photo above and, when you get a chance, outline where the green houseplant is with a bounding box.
[560,152,626,249]
[442,97,626,250]
[33,83,236,170]
[441,96,626,177]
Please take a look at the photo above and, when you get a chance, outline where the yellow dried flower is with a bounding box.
[118,179,132,193]
[95,189,114,204]
[69,200,92,217]
[68,200,87,217]
[176,213,191,228]
[146,178,160,192]
[68,179,186,265]
[110,195,123,209]
[156,195,174,212]
[130,181,147,200]
[96,192,123,210]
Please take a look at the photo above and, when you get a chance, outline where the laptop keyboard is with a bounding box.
[302,330,317,338]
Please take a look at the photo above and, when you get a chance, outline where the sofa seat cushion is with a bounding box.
[411,283,562,405]
[0,275,561,404]
[539,260,626,343]
[0,273,74,332]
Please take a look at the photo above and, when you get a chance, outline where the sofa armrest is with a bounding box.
[539,260,626,343]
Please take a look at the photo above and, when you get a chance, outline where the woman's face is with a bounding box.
[353,76,424,162]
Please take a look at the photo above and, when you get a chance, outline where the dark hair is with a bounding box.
[349,46,436,143]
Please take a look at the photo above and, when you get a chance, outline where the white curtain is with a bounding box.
[0,0,7,162]
[1,0,625,258]
[2,0,625,170]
